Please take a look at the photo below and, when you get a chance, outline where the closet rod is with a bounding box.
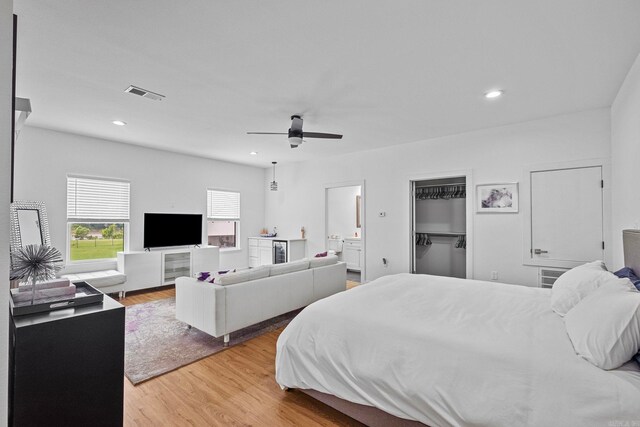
[416,183,466,189]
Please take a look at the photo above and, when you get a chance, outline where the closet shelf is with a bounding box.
[417,231,466,236]
[416,183,466,188]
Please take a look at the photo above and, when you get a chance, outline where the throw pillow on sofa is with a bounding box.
[309,254,339,268]
[198,270,233,282]
[214,266,269,285]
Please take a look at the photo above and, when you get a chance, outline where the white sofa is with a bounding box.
[175,258,346,345]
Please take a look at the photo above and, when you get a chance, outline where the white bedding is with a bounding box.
[275,273,640,426]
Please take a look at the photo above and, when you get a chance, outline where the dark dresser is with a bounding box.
[9,295,125,426]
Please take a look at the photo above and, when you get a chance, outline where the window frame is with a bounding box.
[207,188,241,251]
[66,175,130,264]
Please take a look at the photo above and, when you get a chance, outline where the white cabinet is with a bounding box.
[248,237,307,266]
[288,240,306,262]
[249,238,273,267]
[343,238,362,271]
[259,240,273,266]
[118,246,220,294]
[162,250,191,285]
[248,239,259,268]
[117,251,162,293]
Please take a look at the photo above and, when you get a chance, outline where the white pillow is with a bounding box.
[550,260,612,316]
[564,277,640,370]
[309,254,339,268]
[214,266,269,285]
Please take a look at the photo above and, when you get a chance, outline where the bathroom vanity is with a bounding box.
[342,237,362,271]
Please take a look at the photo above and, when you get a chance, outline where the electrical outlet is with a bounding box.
[378,211,386,217]
[491,271,498,281]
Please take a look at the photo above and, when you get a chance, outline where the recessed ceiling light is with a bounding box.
[112,120,127,126]
[484,90,504,99]
[250,151,258,155]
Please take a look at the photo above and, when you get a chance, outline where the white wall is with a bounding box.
[327,185,361,240]
[14,126,265,272]
[265,108,611,285]
[612,52,640,269]
[0,1,12,424]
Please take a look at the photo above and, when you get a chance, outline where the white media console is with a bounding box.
[117,246,219,296]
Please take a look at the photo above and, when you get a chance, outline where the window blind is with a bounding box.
[207,189,240,220]
[67,176,130,221]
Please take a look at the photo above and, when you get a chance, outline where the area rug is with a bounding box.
[125,297,300,385]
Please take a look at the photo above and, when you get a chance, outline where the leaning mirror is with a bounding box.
[10,200,51,258]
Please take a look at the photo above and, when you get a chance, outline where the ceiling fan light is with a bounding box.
[288,136,302,148]
[270,161,278,191]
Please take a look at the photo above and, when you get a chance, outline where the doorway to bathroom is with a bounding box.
[325,181,365,285]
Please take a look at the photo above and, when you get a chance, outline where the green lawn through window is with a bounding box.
[70,239,124,261]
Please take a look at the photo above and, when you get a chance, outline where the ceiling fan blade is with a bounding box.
[291,116,303,132]
[246,132,288,135]
[301,132,343,139]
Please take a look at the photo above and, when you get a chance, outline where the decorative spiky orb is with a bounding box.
[11,244,63,285]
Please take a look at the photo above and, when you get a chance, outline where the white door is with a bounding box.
[530,166,603,265]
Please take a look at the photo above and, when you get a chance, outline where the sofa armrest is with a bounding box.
[175,276,226,338]
[312,261,347,301]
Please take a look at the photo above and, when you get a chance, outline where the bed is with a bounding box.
[276,256,640,425]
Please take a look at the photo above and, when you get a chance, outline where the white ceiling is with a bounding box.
[13,0,640,167]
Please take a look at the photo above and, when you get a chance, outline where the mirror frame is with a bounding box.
[9,201,51,256]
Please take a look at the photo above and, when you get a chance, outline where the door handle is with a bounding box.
[533,249,548,255]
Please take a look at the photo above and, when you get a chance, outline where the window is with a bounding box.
[67,176,130,262]
[207,189,240,249]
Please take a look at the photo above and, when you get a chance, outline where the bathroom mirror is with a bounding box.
[10,201,51,256]
[356,195,361,228]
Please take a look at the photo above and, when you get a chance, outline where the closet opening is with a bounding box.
[410,176,467,278]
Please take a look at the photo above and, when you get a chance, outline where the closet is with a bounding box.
[411,177,467,278]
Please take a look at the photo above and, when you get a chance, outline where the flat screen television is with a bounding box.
[143,213,202,249]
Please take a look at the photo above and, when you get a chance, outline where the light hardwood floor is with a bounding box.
[120,283,363,426]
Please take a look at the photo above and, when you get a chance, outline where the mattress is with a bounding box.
[276,273,640,426]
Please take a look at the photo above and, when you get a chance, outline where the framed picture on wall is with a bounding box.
[476,183,519,213]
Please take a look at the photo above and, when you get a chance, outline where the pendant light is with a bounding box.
[270,161,278,191]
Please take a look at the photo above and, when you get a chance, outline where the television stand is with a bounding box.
[116,246,219,295]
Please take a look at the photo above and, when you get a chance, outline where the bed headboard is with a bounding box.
[623,229,640,273]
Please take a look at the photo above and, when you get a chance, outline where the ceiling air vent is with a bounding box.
[124,85,165,101]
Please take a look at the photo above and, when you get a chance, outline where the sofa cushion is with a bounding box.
[214,266,269,285]
[270,259,310,276]
[62,269,126,288]
[309,254,339,269]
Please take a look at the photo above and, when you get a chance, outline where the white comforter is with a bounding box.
[276,273,640,427]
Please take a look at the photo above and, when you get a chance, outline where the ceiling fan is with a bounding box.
[247,115,343,148]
